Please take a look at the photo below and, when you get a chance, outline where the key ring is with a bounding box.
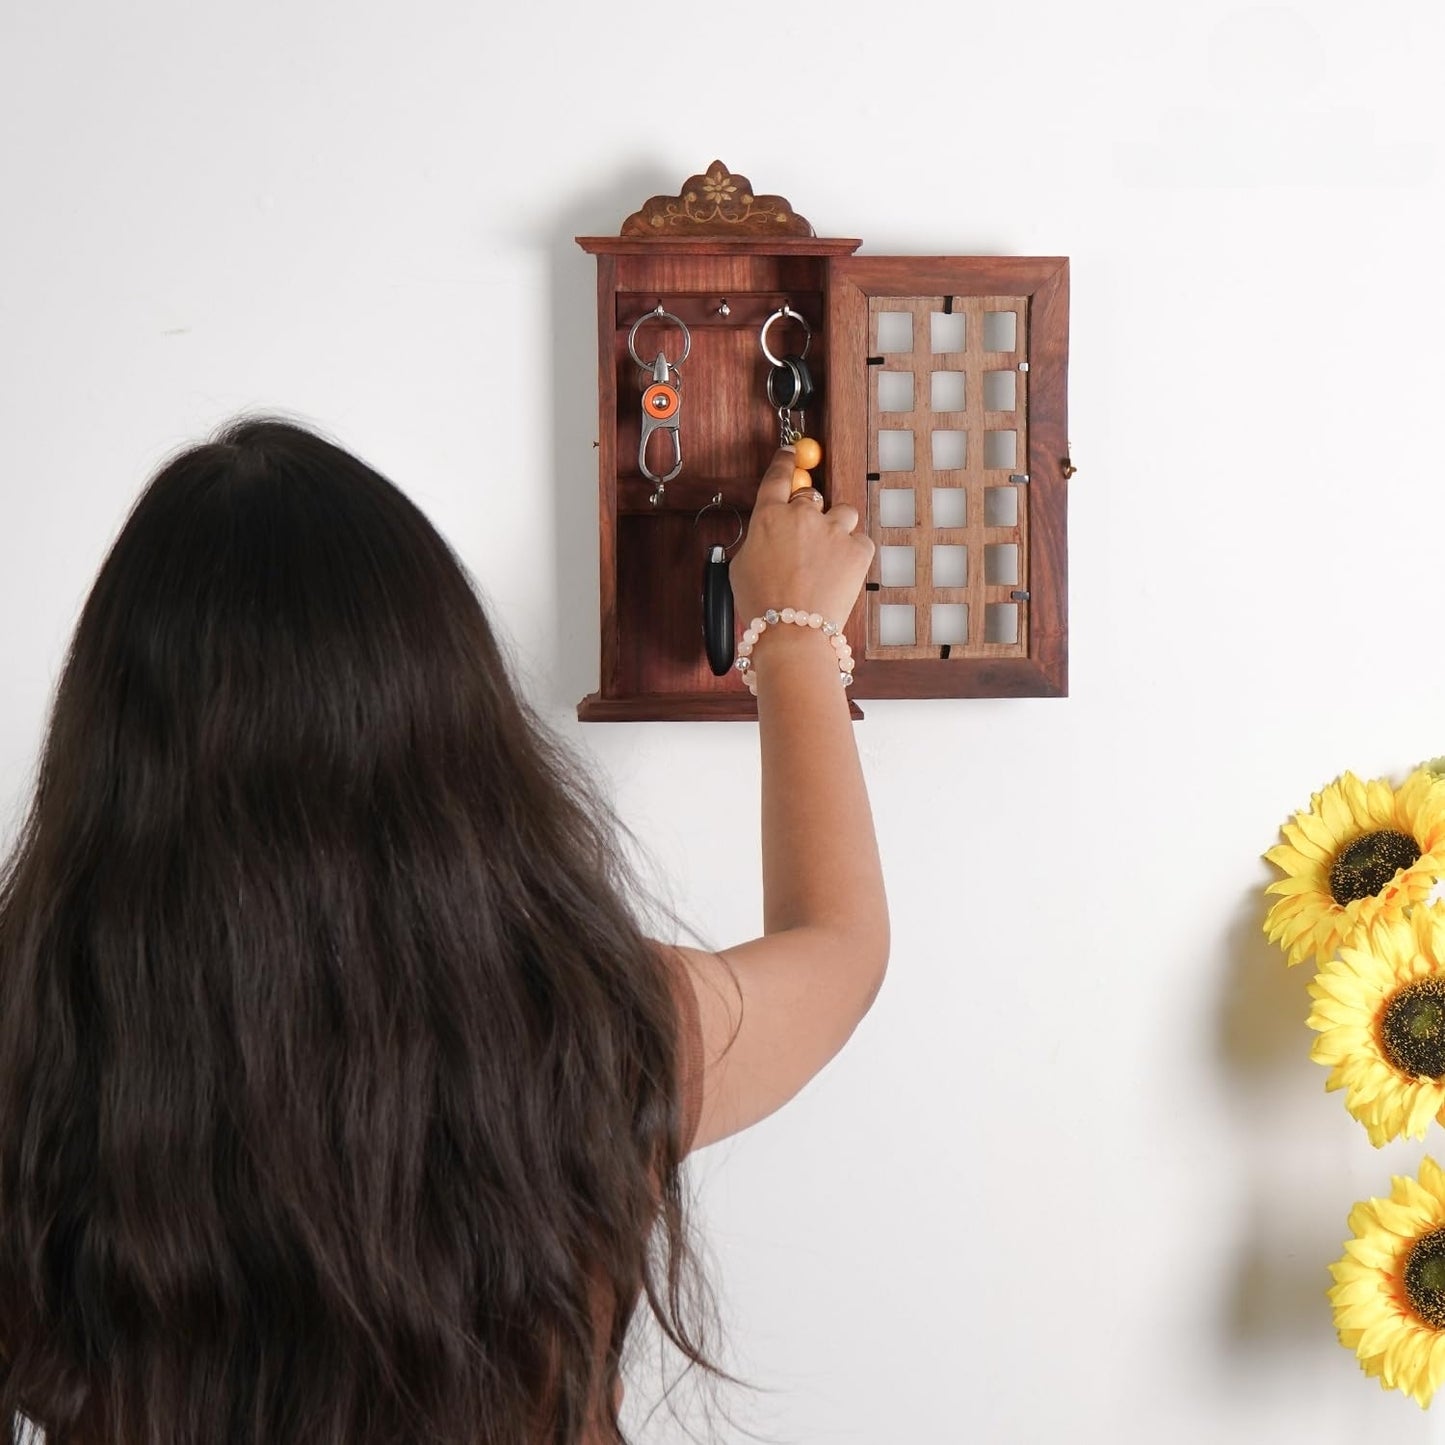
[759,304,812,368]
[627,304,692,371]
[694,492,744,553]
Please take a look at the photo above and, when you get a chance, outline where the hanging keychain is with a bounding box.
[760,304,824,493]
[695,493,743,676]
[627,304,691,505]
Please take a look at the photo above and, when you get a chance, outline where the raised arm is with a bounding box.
[667,448,887,1150]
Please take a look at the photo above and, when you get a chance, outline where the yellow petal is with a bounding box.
[1297,808,1339,853]
[1266,874,1325,897]
[1398,1175,1445,1222]
[1420,1157,1445,1202]
[1332,1277,1389,1306]
[1321,786,1354,839]
[1360,1317,1404,1358]
[1378,1194,1435,1236]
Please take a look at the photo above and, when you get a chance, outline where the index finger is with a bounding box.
[754,447,798,509]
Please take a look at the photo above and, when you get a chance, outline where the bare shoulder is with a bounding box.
[657,930,886,1153]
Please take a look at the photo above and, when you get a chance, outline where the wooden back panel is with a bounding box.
[576,240,860,720]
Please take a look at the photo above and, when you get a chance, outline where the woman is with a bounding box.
[0,417,887,1444]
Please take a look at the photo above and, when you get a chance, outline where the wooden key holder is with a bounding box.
[576,162,1069,722]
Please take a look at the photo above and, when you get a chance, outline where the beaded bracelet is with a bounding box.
[734,608,854,695]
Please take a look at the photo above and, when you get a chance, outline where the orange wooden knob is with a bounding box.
[793,436,822,470]
[642,383,679,418]
[791,468,814,492]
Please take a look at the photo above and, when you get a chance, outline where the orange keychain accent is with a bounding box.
[793,435,822,470]
[641,382,680,420]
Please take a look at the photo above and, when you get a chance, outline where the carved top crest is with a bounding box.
[620,161,814,239]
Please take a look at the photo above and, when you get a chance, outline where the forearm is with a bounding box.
[754,627,888,964]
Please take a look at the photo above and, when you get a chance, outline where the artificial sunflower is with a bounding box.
[1330,1157,1445,1406]
[1264,769,1445,967]
[1309,910,1445,1145]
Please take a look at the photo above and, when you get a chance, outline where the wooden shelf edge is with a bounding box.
[849,654,1067,699]
[577,693,866,723]
[577,237,863,257]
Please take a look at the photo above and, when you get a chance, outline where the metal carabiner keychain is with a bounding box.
[696,493,744,676]
[627,305,692,505]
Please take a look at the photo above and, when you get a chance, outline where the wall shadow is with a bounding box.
[1215,893,1316,1084]
[1213,892,1338,1360]
[1219,1189,1341,1358]
[529,162,675,713]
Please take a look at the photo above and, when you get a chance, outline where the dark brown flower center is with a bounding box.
[1379,978,1445,1079]
[1403,1228,1445,1328]
[1328,830,1421,906]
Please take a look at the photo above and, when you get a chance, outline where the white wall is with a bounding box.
[2,1,1442,1441]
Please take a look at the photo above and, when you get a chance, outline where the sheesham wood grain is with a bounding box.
[581,243,852,717]
[577,171,1067,718]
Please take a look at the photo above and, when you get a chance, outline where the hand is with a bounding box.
[731,450,875,630]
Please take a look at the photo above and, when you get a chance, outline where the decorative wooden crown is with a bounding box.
[619,161,814,239]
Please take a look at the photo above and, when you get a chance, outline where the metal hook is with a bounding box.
[694,492,744,553]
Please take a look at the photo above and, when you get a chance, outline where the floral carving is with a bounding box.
[621,162,813,238]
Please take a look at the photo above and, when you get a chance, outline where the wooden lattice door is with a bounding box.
[827,257,1069,699]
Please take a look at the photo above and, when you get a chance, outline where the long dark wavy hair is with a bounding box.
[0,417,716,1445]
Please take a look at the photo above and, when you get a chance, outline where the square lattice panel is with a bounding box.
[865,296,1029,661]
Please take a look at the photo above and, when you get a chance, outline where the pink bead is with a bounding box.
[749,618,765,634]
[840,656,855,672]
[807,612,823,628]
[738,642,753,657]
[781,608,796,623]
[742,630,758,645]
[830,633,847,649]
[793,612,809,627]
